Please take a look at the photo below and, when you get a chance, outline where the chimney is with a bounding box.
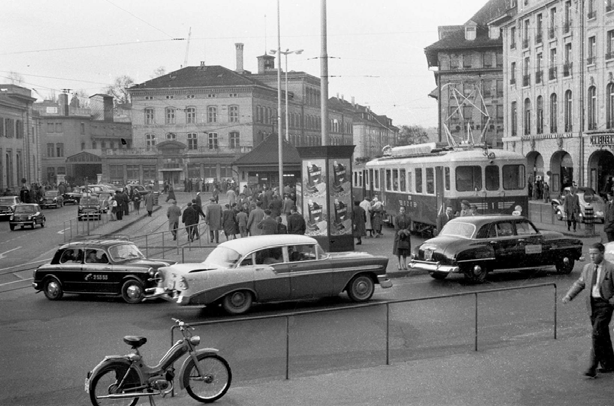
[89,94,114,122]
[257,54,276,74]
[235,43,244,73]
[58,93,69,116]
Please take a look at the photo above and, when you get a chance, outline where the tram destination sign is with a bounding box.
[590,134,614,147]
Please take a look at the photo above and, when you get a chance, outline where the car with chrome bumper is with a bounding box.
[32,239,176,304]
[78,196,103,220]
[40,190,64,208]
[9,203,45,230]
[147,234,391,314]
[410,215,583,283]
[0,195,20,220]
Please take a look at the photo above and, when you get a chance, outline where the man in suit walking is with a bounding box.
[563,242,614,378]
[563,186,581,232]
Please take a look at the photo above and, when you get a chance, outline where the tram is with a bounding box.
[353,142,529,236]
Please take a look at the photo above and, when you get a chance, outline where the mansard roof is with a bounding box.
[131,65,269,90]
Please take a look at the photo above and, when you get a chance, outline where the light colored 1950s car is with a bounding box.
[148,235,391,315]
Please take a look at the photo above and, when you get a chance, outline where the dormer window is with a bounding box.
[465,26,476,41]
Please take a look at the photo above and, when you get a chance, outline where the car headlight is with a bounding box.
[178,277,189,290]
[28,216,33,220]
[9,215,14,221]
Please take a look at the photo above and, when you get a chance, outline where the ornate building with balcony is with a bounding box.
[0,84,38,193]
[424,0,509,149]
[493,0,614,196]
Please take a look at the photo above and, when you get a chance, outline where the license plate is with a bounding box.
[425,249,433,261]
[84,377,89,393]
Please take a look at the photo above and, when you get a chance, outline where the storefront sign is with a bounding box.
[590,134,614,147]
[520,133,574,141]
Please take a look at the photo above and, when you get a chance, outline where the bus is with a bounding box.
[354,143,528,236]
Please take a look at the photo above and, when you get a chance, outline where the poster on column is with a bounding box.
[329,158,352,235]
[303,159,327,236]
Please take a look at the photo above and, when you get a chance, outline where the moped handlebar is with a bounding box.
[171,318,194,332]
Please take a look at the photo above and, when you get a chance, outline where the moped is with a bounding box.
[85,318,231,405]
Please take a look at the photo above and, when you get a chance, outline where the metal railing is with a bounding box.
[171,283,557,382]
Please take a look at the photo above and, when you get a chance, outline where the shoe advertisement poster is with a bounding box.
[330,159,352,235]
[303,159,328,236]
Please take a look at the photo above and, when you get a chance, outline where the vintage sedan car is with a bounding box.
[410,215,583,283]
[0,195,21,220]
[149,235,392,314]
[551,187,605,223]
[32,239,176,304]
[9,203,46,230]
[40,190,64,208]
[62,187,86,205]
[78,196,103,220]
[125,184,148,197]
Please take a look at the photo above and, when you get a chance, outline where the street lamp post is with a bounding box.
[270,49,304,142]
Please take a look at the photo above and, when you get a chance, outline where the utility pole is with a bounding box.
[320,0,329,146]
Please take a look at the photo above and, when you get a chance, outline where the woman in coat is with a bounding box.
[222,204,237,240]
[393,206,412,270]
[351,201,366,245]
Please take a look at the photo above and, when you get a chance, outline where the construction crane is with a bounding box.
[183,27,192,67]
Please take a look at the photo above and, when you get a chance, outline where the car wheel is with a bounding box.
[222,291,253,315]
[462,264,488,284]
[555,258,575,274]
[40,219,45,228]
[9,224,15,231]
[347,274,375,302]
[429,271,448,280]
[121,280,145,304]
[43,278,64,300]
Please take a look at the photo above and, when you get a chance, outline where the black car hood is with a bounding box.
[121,258,176,267]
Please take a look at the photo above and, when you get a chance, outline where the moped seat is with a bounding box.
[123,336,147,348]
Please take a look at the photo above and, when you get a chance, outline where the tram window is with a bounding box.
[445,167,450,191]
[400,169,406,192]
[386,169,392,191]
[456,166,482,192]
[502,164,526,190]
[426,168,434,194]
[392,169,399,191]
[407,171,413,192]
[416,168,423,193]
[374,169,380,189]
[485,165,500,191]
[368,169,373,188]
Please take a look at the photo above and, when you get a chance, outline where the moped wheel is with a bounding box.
[89,362,140,406]
[183,354,232,403]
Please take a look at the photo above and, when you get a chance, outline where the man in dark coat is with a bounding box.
[191,198,206,240]
[222,204,238,240]
[287,206,306,235]
[351,200,366,245]
[604,193,614,242]
[182,202,199,242]
[268,194,283,218]
[204,198,223,243]
[247,201,266,236]
[563,187,581,232]
[258,209,279,235]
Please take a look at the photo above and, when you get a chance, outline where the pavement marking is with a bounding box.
[0,277,33,287]
[0,246,21,259]
[0,257,50,272]
[58,227,71,235]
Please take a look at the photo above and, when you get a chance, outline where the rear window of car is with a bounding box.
[439,222,475,238]
[15,205,36,213]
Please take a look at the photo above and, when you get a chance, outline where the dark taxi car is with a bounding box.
[32,239,176,304]
[410,215,583,283]
[9,203,46,230]
[78,196,103,221]
[0,195,20,220]
[41,190,64,208]
[149,235,391,314]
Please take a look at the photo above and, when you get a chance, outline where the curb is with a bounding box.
[101,205,162,237]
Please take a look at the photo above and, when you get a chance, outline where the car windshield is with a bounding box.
[204,246,242,267]
[439,221,476,238]
[108,243,145,261]
[46,191,59,197]
[81,197,99,205]
[15,205,36,214]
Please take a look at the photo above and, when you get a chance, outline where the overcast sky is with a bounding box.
[1,0,488,128]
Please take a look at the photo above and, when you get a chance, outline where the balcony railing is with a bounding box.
[523,74,531,87]
[535,70,543,84]
[549,67,558,80]
[548,27,556,39]
[563,62,573,77]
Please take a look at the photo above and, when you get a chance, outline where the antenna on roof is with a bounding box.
[182,27,191,68]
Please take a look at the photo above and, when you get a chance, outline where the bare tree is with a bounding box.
[399,125,429,145]
[151,66,166,79]
[103,75,134,106]
[8,71,24,85]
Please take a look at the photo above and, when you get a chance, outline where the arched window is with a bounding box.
[564,90,573,132]
[588,86,597,130]
[524,98,531,135]
[536,96,543,134]
[550,93,558,133]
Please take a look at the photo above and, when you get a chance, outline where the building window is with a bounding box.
[524,98,531,135]
[127,165,139,181]
[511,101,517,136]
[101,141,106,149]
[229,131,240,148]
[483,52,493,68]
[47,167,55,183]
[186,107,196,124]
[588,36,596,65]
[146,134,156,150]
[55,123,62,133]
[564,44,572,77]
[510,62,516,84]
[165,107,176,124]
[47,143,54,157]
[510,26,517,49]
[536,52,543,84]
[588,0,596,19]
[15,120,23,139]
[523,19,530,48]
[564,90,573,132]
[166,133,176,140]
[608,83,614,129]
[549,7,557,39]
[110,165,123,182]
[80,122,85,135]
[536,96,543,134]
[588,86,597,130]
[608,30,614,60]
[229,105,239,122]
[564,1,571,33]
[204,164,216,178]
[145,108,155,125]
[47,122,54,133]
[188,133,198,150]
[56,143,64,158]
[207,106,217,123]
[92,140,97,149]
[208,132,218,149]
[523,56,531,86]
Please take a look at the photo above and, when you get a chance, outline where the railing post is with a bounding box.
[386,302,390,365]
[554,284,558,340]
[182,247,185,263]
[145,235,149,257]
[474,292,479,351]
[162,232,165,259]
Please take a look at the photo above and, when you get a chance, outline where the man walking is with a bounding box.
[144,188,155,217]
[258,210,279,235]
[182,202,199,242]
[604,193,614,242]
[247,201,266,236]
[167,200,182,241]
[563,242,614,378]
[564,186,581,232]
[204,197,223,243]
[287,206,306,235]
